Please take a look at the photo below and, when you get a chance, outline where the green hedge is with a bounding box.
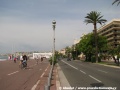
[49,56,57,65]
[91,56,96,63]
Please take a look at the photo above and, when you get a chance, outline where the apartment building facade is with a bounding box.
[98,19,120,48]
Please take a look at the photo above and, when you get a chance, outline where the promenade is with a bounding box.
[0,59,58,90]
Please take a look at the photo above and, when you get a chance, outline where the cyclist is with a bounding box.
[22,54,28,67]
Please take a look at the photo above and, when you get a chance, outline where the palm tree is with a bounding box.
[84,11,107,62]
[112,0,120,6]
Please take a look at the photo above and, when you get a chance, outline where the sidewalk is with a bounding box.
[36,63,70,90]
[35,65,51,90]
[50,63,71,90]
[36,64,59,90]
[76,59,120,69]
[95,60,120,69]
[50,65,57,90]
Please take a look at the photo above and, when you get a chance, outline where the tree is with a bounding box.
[70,44,80,60]
[112,0,120,6]
[78,33,107,62]
[107,45,118,62]
[117,45,120,52]
[84,11,107,62]
[65,46,72,57]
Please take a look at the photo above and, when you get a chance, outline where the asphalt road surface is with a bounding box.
[58,59,120,90]
[0,59,49,90]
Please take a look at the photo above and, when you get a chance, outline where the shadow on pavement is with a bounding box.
[90,83,104,87]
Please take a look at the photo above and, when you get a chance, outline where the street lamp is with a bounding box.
[52,20,56,65]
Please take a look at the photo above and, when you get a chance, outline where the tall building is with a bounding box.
[98,19,120,48]
[58,49,66,55]
[74,38,80,45]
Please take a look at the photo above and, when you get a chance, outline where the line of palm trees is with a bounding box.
[84,0,119,62]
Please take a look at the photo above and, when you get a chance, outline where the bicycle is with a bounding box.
[19,60,27,69]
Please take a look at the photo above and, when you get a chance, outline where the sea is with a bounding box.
[0,55,8,61]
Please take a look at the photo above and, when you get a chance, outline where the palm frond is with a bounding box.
[84,19,94,24]
[117,1,120,5]
[84,11,107,25]
[112,0,120,6]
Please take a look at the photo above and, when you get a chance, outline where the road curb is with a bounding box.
[56,64,61,90]
[75,60,120,69]
[95,63,120,69]
[56,63,72,90]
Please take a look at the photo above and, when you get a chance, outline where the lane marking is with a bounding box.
[8,71,19,76]
[98,70,108,73]
[45,66,49,71]
[31,65,49,90]
[45,68,48,71]
[31,80,40,90]
[40,65,49,78]
[79,70,86,74]
[62,60,78,70]
[89,75,102,82]
[40,72,45,78]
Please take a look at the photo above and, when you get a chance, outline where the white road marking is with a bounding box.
[62,60,78,70]
[8,71,19,76]
[31,65,49,90]
[31,80,40,90]
[40,72,45,78]
[79,70,86,74]
[89,75,102,82]
[98,69,108,73]
[45,68,48,71]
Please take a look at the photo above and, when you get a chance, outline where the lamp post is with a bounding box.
[52,20,56,65]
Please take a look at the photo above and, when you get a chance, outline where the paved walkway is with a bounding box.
[36,64,60,90]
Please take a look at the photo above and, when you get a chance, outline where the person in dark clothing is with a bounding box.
[22,55,28,67]
[23,55,27,61]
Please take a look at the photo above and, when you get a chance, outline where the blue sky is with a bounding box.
[0,0,120,54]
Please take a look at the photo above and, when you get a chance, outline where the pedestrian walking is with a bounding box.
[19,55,23,68]
[14,57,17,63]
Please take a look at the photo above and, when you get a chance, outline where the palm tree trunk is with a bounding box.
[94,24,98,63]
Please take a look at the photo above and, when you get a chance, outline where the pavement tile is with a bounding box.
[36,65,57,90]
[50,66,57,90]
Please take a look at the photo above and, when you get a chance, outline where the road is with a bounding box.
[58,59,120,90]
[0,59,50,90]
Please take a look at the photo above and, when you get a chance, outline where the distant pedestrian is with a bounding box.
[19,55,23,67]
[8,55,11,60]
[41,57,43,62]
[14,57,17,63]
